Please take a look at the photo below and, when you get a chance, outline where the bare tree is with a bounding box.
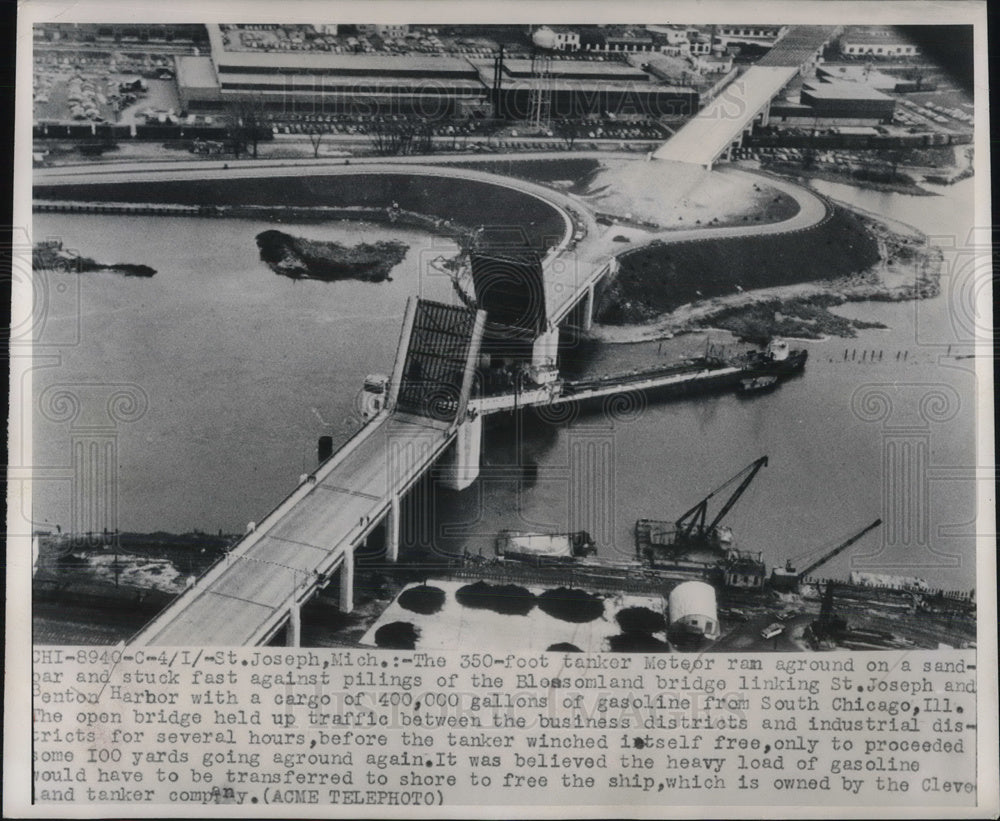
[370,119,434,157]
[227,94,270,159]
[554,119,581,150]
[307,124,326,158]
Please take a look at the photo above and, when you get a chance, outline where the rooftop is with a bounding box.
[175,55,219,90]
[217,73,488,91]
[802,80,892,101]
[502,59,649,81]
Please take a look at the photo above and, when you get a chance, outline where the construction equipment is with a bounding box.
[674,456,768,548]
[770,518,882,590]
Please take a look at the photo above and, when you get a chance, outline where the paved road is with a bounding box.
[135,413,454,645]
[35,152,830,331]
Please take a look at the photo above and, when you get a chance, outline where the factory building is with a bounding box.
[191,25,697,120]
[492,58,698,120]
[175,56,222,111]
[200,25,489,116]
[769,79,896,126]
[840,27,920,58]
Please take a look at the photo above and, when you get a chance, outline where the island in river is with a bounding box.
[32,239,156,277]
[255,229,409,282]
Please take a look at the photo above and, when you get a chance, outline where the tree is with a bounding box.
[307,124,326,158]
[370,118,434,157]
[227,94,270,159]
[554,119,581,150]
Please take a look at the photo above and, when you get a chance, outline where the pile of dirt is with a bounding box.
[455,581,536,616]
[398,584,447,615]
[536,588,605,623]
[608,633,671,652]
[615,606,666,634]
[582,159,798,228]
[374,621,420,649]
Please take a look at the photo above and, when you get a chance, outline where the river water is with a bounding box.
[32,176,981,592]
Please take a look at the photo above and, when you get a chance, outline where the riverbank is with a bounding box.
[591,200,942,344]
[33,170,568,252]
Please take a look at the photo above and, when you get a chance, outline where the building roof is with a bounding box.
[653,65,798,166]
[175,55,219,90]
[218,73,487,92]
[208,23,477,76]
[802,80,892,101]
[841,33,915,46]
[502,59,649,81]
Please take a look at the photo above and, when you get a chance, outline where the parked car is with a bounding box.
[761,622,785,640]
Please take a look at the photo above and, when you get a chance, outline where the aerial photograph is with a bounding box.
[27,20,979,653]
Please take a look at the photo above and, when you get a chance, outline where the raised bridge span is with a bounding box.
[132,298,487,646]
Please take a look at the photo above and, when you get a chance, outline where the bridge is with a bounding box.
[132,298,487,645]
[43,156,827,646]
[653,26,839,169]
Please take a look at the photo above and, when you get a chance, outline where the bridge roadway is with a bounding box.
[133,410,455,645]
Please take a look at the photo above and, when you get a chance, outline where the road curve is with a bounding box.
[34,153,831,326]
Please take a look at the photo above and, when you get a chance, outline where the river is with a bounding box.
[31,176,980,593]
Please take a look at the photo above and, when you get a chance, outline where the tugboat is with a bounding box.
[738,374,779,394]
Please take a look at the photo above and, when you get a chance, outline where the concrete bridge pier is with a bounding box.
[582,282,596,332]
[286,601,301,647]
[440,414,483,491]
[385,493,400,563]
[339,545,355,614]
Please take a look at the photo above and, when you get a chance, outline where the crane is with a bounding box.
[674,456,768,547]
[771,518,882,589]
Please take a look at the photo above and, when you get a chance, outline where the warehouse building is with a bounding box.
[176,55,222,111]
[840,27,920,58]
[770,80,896,125]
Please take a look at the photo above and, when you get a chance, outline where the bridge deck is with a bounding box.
[135,413,454,645]
[653,66,799,167]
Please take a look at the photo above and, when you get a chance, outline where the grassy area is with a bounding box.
[600,205,880,324]
[709,294,888,342]
[449,157,601,186]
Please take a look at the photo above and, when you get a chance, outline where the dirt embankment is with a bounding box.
[593,203,941,344]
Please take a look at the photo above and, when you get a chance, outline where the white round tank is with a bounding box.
[668,581,720,640]
[532,26,558,50]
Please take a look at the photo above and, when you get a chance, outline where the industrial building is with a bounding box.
[490,56,698,120]
[769,80,896,125]
[840,27,920,58]
[188,25,700,120]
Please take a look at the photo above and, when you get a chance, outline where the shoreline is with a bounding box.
[589,204,942,346]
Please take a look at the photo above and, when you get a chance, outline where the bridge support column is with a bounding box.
[441,414,482,491]
[582,282,595,331]
[339,546,355,614]
[286,601,301,647]
[385,493,400,563]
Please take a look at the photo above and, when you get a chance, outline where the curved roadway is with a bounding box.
[34,153,830,326]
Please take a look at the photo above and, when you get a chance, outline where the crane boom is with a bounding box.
[797,518,882,581]
[676,456,768,538]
